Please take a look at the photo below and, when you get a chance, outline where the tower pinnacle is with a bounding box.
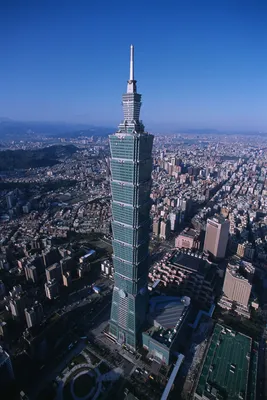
[130,44,134,81]
[127,44,136,94]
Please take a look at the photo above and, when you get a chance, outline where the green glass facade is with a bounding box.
[109,47,154,349]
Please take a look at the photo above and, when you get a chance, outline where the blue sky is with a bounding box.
[1,0,267,131]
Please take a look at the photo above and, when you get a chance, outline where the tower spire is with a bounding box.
[130,44,134,81]
[127,44,136,94]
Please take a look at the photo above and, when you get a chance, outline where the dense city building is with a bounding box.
[0,45,265,400]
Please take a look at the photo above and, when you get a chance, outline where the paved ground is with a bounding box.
[29,340,87,399]
[29,278,113,399]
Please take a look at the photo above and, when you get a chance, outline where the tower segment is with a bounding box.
[109,45,154,349]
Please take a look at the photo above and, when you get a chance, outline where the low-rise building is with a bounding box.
[175,228,200,250]
[149,250,218,307]
[142,296,190,365]
[194,324,258,400]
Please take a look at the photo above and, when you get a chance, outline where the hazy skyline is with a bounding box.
[1,0,267,131]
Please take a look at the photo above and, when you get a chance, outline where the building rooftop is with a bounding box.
[227,260,255,282]
[208,214,228,225]
[195,324,254,400]
[46,263,60,271]
[180,227,199,238]
[150,296,190,330]
[144,296,190,349]
[169,251,209,275]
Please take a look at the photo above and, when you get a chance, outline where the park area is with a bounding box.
[55,346,122,400]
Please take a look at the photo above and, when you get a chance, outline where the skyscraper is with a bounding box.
[109,45,154,349]
[0,347,14,387]
[25,302,44,329]
[204,215,230,259]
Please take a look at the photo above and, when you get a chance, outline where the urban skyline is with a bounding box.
[0,3,267,399]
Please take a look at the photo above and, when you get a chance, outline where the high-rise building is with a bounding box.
[0,347,14,387]
[169,212,178,231]
[204,215,230,259]
[6,191,15,209]
[62,272,71,287]
[153,218,161,236]
[45,263,62,283]
[0,280,5,298]
[109,45,154,349]
[25,265,38,283]
[9,295,27,321]
[0,321,8,339]
[25,302,44,328]
[222,262,254,308]
[160,219,171,240]
[45,279,59,300]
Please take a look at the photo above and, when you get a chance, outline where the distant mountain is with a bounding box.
[176,129,220,135]
[52,126,114,138]
[0,144,77,171]
[0,118,114,139]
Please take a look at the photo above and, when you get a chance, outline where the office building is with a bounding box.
[101,260,114,278]
[219,261,254,317]
[0,321,8,339]
[0,347,14,387]
[160,219,171,240]
[9,284,22,297]
[25,265,38,284]
[153,218,161,236]
[0,280,5,298]
[62,272,71,287]
[0,256,9,271]
[175,228,200,250]
[109,45,154,349]
[237,241,255,260]
[45,263,62,283]
[6,191,15,209]
[169,212,178,231]
[60,256,74,274]
[9,295,27,321]
[45,279,59,300]
[204,215,230,258]
[25,302,44,328]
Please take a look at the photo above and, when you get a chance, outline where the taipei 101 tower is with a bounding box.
[108,45,154,349]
